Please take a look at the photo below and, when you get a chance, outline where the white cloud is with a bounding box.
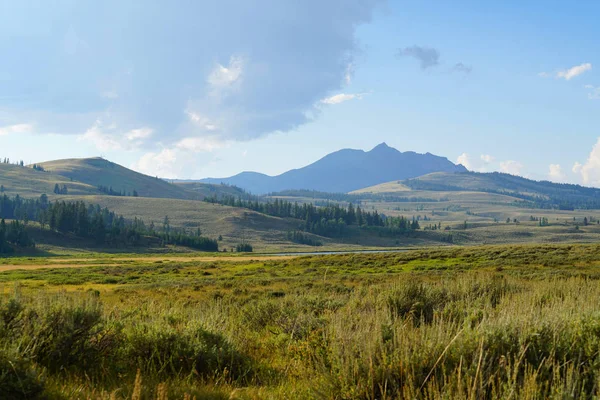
[126,128,153,141]
[0,123,33,136]
[548,164,566,182]
[456,153,494,172]
[175,136,225,153]
[132,138,223,179]
[557,63,592,80]
[78,122,122,151]
[207,56,244,89]
[574,138,600,186]
[185,110,219,131]
[480,154,494,163]
[132,149,180,178]
[500,160,524,176]
[78,120,154,151]
[585,85,600,100]
[321,93,366,105]
[344,63,354,85]
[541,63,592,81]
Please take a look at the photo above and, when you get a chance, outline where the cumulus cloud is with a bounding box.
[0,0,383,148]
[456,153,494,172]
[131,149,180,178]
[499,160,524,176]
[397,46,440,69]
[0,123,33,136]
[77,119,153,151]
[573,138,600,186]
[548,164,566,182]
[321,93,367,105]
[540,63,592,80]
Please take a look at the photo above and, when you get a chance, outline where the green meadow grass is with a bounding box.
[4,244,600,398]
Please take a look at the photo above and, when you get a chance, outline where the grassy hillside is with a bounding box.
[39,157,199,200]
[57,195,338,252]
[0,163,99,197]
[173,181,249,198]
[355,171,600,209]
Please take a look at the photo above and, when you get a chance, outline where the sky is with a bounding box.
[1,1,600,186]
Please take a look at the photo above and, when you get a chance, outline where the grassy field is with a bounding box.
[4,244,600,398]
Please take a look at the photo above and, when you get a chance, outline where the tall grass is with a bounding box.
[5,250,600,398]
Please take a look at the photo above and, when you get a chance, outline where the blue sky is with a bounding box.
[1,1,600,185]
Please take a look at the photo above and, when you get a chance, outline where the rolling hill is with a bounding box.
[38,158,200,200]
[357,171,600,209]
[0,162,99,197]
[200,143,466,194]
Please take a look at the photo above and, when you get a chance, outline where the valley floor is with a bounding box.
[3,244,600,398]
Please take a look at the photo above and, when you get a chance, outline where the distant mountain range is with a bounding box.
[199,143,467,194]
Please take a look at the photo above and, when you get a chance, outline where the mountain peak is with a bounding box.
[371,142,391,151]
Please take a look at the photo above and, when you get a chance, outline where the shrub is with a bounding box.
[0,352,44,400]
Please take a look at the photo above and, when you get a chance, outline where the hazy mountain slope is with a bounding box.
[0,163,99,197]
[361,171,600,209]
[39,158,199,200]
[173,182,249,198]
[201,143,466,194]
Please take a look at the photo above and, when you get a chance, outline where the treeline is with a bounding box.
[97,185,139,197]
[205,195,420,238]
[286,231,323,246]
[1,158,45,172]
[0,194,218,252]
[269,189,442,204]
[0,219,34,253]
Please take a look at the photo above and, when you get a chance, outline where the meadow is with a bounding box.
[4,244,600,399]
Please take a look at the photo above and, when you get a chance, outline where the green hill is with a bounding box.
[0,162,99,197]
[359,171,600,209]
[38,158,199,200]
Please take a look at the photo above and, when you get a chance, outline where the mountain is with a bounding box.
[200,143,467,194]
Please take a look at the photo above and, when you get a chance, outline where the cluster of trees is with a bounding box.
[286,231,323,246]
[1,159,45,172]
[0,219,34,253]
[2,158,24,166]
[530,216,550,226]
[97,185,139,197]
[53,184,68,195]
[0,194,218,252]
[205,195,421,238]
[235,243,253,252]
[269,189,441,204]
